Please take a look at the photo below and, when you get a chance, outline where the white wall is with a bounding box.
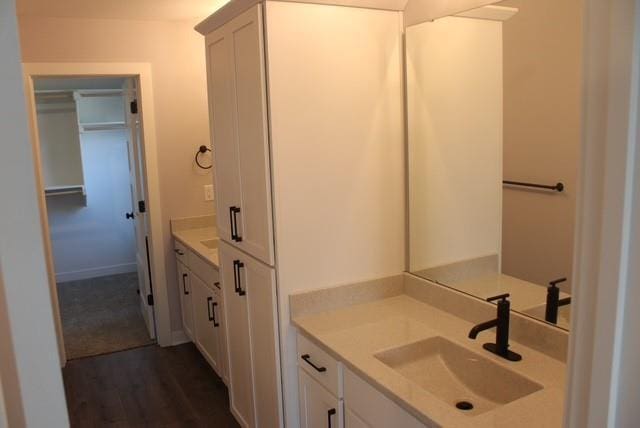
[265,3,406,426]
[18,16,215,333]
[407,16,503,271]
[0,0,69,425]
[500,0,582,291]
[46,128,137,282]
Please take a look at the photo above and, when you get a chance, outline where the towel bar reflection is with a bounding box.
[503,180,564,192]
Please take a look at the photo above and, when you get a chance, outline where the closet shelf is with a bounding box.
[79,122,127,132]
[44,185,86,196]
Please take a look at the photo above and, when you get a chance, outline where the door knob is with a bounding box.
[125,212,135,219]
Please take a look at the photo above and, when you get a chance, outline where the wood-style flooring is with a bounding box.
[63,343,240,427]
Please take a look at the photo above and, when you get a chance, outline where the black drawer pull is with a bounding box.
[301,354,326,372]
[328,408,336,428]
[231,207,243,242]
[233,260,240,294]
[174,248,184,256]
[233,260,246,296]
[182,273,189,295]
[212,302,219,327]
[207,296,214,321]
[229,206,237,241]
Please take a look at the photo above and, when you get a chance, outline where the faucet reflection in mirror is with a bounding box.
[407,0,583,330]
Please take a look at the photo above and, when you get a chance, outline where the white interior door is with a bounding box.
[122,78,156,339]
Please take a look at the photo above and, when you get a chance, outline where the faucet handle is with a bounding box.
[486,293,510,303]
[549,277,567,288]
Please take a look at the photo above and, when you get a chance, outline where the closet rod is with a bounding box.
[502,180,565,192]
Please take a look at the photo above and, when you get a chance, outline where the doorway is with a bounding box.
[30,76,156,360]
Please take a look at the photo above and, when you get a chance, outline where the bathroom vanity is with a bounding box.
[194,0,580,426]
[171,216,228,384]
[290,274,567,427]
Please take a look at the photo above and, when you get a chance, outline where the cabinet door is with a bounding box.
[205,4,275,266]
[344,408,369,428]
[299,369,343,428]
[228,4,275,266]
[206,23,242,244]
[176,260,194,340]
[220,241,254,428]
[219,240,281,428]
[214,286,229,385]
[343,369,426,428]
[191,274,220,374]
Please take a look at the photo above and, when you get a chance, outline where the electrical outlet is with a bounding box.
[204,184,214,201]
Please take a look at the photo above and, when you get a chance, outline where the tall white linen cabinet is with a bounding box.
[196,1,406,426]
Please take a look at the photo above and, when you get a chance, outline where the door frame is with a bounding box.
[22,62,172,364]
[565,0,640,426]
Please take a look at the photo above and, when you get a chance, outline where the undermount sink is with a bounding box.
[200,239,219,250]
[522,303,571,329]
[374,336,543,416]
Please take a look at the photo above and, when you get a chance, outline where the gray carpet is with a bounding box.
[57,272,155,360]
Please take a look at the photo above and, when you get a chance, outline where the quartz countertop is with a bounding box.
[170,215,219,267]
[452,273,570,313]
[292,294,566,427]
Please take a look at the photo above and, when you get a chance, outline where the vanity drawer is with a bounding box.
[297,333,342,398]
[174,240,189,264]
[188,250,218,288]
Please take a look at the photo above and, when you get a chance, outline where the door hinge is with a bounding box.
[147,294,154,306]
[138,200,146,213]
[130,99,138,114]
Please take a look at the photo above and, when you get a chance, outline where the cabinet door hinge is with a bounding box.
[138,200,146,213]
[130,99,138,114]
[147,294,154,306]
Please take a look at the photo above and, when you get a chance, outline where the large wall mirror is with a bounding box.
[407,1,583,330]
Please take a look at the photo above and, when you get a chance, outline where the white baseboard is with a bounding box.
[56,262,137,283]
[170,330,191,346]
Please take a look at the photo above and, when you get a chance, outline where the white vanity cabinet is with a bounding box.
[297,335,344,428]
[191,269,224,377]
[173,239,227,383]
[299,370,343,428]
[297,333,426,428]
[219,240,280,428]
[343,369,426,428]
[175,242,195,340]
[205,4,274,266]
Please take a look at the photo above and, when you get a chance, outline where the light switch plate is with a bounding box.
[204,184,214,201]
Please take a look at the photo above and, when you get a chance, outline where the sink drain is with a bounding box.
[455,400,474,411]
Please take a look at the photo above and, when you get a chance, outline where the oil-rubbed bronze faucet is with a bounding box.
[545,277,571,324]
[468,293,522,362]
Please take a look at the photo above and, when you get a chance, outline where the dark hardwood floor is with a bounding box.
[63,343,240,427]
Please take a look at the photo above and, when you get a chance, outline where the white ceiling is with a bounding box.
[16,0,231,21]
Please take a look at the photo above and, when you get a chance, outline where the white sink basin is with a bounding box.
[200,239,219,250]
[522,303,571,329]
[374,336,543,416]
